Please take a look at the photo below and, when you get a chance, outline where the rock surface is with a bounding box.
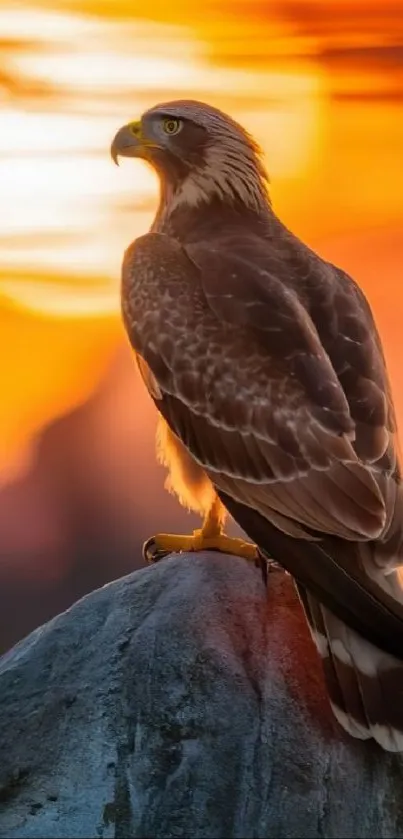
[0,552,403,838]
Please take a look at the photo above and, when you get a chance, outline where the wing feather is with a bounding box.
[122,231,397,548]
[121,227,403,750]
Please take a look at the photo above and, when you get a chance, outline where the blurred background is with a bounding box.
[0,0,402,652]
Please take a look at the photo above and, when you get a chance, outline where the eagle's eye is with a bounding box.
[162,117,183,136]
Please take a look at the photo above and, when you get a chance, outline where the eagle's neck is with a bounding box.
[152,144,271,238]
[153,171,272,242]
[152,192,273,243]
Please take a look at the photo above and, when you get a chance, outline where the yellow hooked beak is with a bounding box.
[110,120,159,165]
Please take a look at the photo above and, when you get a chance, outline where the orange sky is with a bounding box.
[0,0,402,479]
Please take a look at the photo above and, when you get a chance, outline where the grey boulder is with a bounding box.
[0,552,403,838]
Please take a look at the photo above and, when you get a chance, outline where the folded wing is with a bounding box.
[121,230,403,749]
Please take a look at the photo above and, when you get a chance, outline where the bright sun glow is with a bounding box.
[0,0,402,483]
[0,5,324,316]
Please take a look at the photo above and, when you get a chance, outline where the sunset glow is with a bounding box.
[1,0,402,478]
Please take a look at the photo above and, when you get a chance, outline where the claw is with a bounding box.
[142,530,260,566]
[142,536,173,564]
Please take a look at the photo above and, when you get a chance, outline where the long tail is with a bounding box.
[296,580,403,751]
[217,489,403,751]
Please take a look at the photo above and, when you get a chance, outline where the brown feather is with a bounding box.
[118,104,403,749]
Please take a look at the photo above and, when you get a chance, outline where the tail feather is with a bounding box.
[298,582,403,751]
[296,584,371,741]
[217,489,403,751]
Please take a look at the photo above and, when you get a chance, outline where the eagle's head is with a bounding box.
[110,99,270,213]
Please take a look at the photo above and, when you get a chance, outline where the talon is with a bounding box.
[256,549,269,586]
[142,532,200,565]
[142,536,172,564]
[142,531,259,565]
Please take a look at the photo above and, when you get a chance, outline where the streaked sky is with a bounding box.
[1,0,402,475]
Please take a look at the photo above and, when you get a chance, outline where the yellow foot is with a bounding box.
[143,530,259,565]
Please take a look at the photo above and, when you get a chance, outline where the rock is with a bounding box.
[0,552,402,838]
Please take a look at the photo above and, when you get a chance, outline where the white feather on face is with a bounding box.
[144,99,271,215]
[170,142,269,214]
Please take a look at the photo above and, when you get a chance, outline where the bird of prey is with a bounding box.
[111,100,403,751]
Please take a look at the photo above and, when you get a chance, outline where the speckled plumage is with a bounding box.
[113,99,403,751]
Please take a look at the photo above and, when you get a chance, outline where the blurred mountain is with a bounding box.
[0,345,197,654]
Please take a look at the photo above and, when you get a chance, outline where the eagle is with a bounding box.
[111,99,403,751]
